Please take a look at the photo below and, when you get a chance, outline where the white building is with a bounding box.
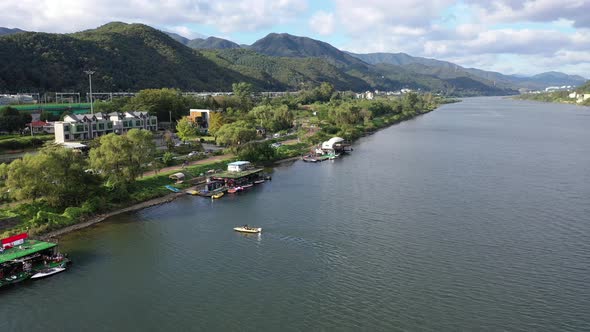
[0,94,35,105]
[54,111,158,143]
[188,109,212,132]
[227,161,252,172]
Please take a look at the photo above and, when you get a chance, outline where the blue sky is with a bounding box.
[1,0,588,78]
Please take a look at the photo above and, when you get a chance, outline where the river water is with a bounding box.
[2,97,589,331]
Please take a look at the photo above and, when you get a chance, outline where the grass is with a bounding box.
[0,135,53,153]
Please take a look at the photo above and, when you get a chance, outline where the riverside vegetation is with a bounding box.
[515,80,590,106]
[0,83,453,237]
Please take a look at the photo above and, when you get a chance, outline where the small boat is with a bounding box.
[254,179,265,184]
[233,226,262,233]
[302,155,318,162]
[187,190,199,195]
[228,187,241,194]
[165,185,181,193]
[212,192,224,199]
[31,267,66,279]
[241,183,253,189]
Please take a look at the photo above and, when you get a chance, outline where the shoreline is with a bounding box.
[41,192,184,239]
[38,107,442,240]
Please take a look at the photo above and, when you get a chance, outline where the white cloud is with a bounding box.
[0,0,308,33]
[468,0,590,28]
[309,11,335,36]
[165,26,206,39]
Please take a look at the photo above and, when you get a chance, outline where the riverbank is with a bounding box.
[513,93,590,107]
[1,96,452,239]
[41,192,184,239]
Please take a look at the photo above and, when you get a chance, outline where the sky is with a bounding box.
[1,0,589,78]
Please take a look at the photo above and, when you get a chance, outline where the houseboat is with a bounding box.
[0,233,70,288]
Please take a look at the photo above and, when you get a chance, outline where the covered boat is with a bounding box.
[0,233,70,288]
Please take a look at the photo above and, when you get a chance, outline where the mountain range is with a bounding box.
[0,22,586,95]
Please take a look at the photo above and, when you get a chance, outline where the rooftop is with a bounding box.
[228,161,251,166]
[213,168,263,179]
[0,240,56,264]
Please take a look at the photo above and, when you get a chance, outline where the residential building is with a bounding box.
[188,109,212,132]
[227,161,252,172]
[53,111,157,143]
[26,121,55,134]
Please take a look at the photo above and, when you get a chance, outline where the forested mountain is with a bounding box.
[348,52,586,90]
[251,33,366,67]
[0,27,25,36]
[188,37,240,50]
[0,22,261,92]
[0,22,518,95]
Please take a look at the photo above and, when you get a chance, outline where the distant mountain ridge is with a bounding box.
[347,52,586,90]
[188,37,240,50]
[0,27,26,36]
[164,32,239,50]
[0,22,581,96]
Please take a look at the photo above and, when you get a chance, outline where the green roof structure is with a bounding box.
[0,240,56,264]
[213,168,263,179]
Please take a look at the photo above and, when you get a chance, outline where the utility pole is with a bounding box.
[84,70,95,114]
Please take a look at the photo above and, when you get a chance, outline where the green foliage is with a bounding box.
[0,135,53,152]
[124,88,189,122]
[175,116,198,141]
[0,107,31,133]
[215,120,257,146]
[232,82,254,111]
[162,152,174,166]
[4,144,99,208]
[89,129,156,187]
[207,112,224,135]
[236,142,276,163]
[250,104,294,132]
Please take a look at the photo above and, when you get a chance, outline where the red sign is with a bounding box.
[1,233,28,249]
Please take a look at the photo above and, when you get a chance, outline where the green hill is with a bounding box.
[0,22,257,92]
[188,37,241,50]
[0,22,520,95]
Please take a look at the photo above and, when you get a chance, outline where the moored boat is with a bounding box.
[241,183,253,189]
[165,185,181,193]
[1,233,70,288]
[254,179,265,184]
[233,226,262,233]
[228,186,242,194]
[212,192,224,199]
[31,266,66,279]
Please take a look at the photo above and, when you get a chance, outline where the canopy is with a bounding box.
[169,172,185,180]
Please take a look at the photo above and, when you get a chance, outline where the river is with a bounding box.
[2,97,589,331]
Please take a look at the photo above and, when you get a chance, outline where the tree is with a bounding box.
[89,129,155,187]
[232,82,253,111]
[127,129,156,178]
[237,142,276,163]
[250,104,293,132]
[163,131,175,151]
[175,116,197,141]
[0,107,31,133]
[207,111,224,135]
[215,120,257,146]
[124,88,189,122]
[5,144,99,207]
